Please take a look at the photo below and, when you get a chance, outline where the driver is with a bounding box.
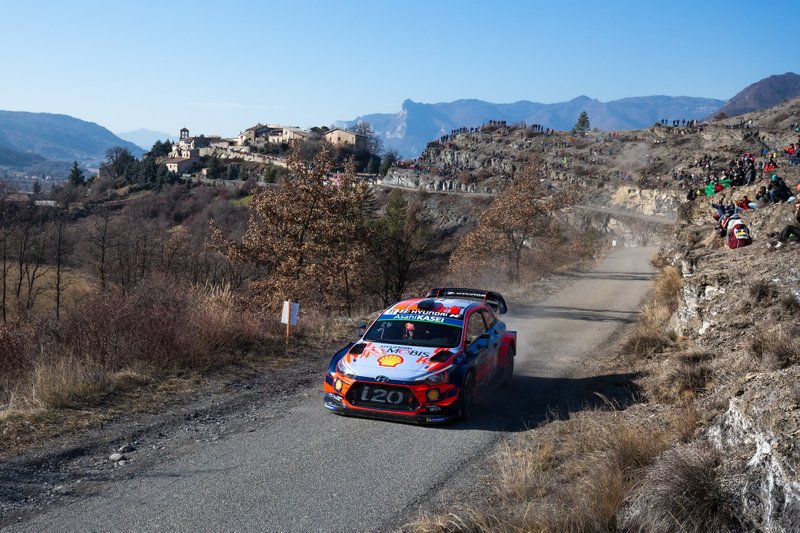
[403,322,416,340]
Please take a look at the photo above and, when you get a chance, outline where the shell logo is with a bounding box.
[377,354,404,367]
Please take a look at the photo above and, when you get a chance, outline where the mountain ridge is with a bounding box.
[0,111,145,172]
[337,95,726,158]
[716,72,800,118]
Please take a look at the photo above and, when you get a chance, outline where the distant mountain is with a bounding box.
[715,72,800,118]
[0,143,46,167]
[116,128,177,151]
[0,111,145,167]
[337,96,725,158]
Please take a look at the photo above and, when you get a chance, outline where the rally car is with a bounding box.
[323,288,517,424]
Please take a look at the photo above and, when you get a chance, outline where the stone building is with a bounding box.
[324,128,367,151]
[239,124,310,145]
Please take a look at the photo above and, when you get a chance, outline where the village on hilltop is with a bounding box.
[160,124,368,176]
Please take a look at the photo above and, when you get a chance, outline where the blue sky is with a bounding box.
[1,0,796,137]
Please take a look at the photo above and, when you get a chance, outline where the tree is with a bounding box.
[363,188,437,306]
[309,126,330,139]
[68,161,86,187]
[206,156,223,179]
[450,161,574,282]
[149,140,173,158]
[217,145,373,312]
[379,151,398,176]
[32,180,42,195]
[353,121,383,156]
[104,146,136,179]
[574,111,591,133]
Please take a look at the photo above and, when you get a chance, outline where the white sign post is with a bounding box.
[281,300,300,341]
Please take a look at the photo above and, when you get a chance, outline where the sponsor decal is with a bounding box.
[416,356,431,365]
[374,345,434,357]
[377,314,464,327]
[377,354,404,367]
[406,308,463,319]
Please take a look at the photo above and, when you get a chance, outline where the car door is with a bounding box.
[479,309,502,382]
[465,310,491,385]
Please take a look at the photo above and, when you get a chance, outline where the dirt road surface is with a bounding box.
[5,245,657,532]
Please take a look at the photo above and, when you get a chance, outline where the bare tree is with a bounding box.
[88,209,117,292]
[450,162,576,282]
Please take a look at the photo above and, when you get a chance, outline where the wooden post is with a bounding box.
[282,300,299,345]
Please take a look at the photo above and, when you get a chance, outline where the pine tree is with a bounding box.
[68,160,85,187]
[574,111,591,133]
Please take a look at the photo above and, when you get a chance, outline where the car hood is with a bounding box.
[342,342,454,381]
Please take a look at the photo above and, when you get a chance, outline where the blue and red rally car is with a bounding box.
[323,288,516,423]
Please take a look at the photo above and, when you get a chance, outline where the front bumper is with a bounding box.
[323,374,460,424]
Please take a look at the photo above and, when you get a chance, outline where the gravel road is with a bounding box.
[6,246,657,532]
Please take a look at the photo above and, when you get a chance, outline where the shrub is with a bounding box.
[646,350,713,403]
[620,325,674,360]
[755,328,800,370]
[749,279,778,303]
[29,356,109,409]
[780,293,800,314]
[653,266,683,313]
[621,443,736,532]
[1,276,281,410]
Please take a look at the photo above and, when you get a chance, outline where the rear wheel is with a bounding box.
[458,372,475,420]
[503,346,515,386]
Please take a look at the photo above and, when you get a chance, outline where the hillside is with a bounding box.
[716,72,800,118]
[382,95,800,205]
[337,95,725,158]
[0,143,45,167]
[0,110,145,168]
[378,95,800,529]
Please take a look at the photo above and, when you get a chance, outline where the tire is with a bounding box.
[503,345,515,386]
[458,372,475,420]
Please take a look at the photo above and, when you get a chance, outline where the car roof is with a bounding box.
[388,297,488,314]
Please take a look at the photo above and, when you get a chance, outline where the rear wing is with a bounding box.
[426,288,508,314]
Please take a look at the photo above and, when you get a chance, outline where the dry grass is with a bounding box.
[749,279,779,303]
[618,267,682,361]
[0,265,93,319]
[406,508,496,533]
[621,443,736,532]
[667,403,701,443]
[0,275,282,411]
[29,356,109,409]
[751,327,800,370]
[652,266,683,313]
[411,411,672,533]
[781,293,800,314]
[645,350,713,403]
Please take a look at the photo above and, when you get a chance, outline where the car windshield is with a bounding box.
[363,320,463,348]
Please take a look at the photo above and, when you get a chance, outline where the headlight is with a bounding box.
[336,358,355,378]
[425,370,449,385]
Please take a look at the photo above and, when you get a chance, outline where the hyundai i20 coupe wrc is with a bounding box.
[323,288,517,424]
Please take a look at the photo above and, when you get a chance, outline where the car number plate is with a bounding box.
[356,385,408,405]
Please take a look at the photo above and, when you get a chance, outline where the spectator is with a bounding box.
[756,186,770,207]
[768,174,792,203]
[737,196,755,210]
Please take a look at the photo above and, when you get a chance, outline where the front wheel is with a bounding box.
[458,372,475,420]
[503,346,515,386]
